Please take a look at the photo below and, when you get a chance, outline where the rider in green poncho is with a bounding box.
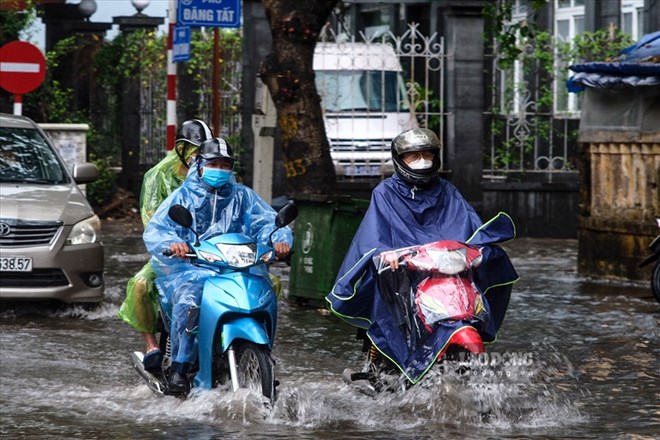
[118,119,213,371]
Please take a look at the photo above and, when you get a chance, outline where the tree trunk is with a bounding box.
[259,0,338,195]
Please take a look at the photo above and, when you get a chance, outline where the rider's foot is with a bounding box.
[142,349,163,374]
[167,371,190,396]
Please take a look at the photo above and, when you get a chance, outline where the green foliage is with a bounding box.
[86,155,118,208]
[0,0,37,46]
[484,0,634,173]
[409,82,442,133]
[557,28,634,63]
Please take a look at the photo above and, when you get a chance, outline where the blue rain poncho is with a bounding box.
[143,164,293,365]
[326,174,519,383]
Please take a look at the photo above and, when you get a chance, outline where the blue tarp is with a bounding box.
[568,31,660,92]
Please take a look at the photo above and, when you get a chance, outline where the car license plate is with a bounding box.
[0,256,33,272]
[343,165,382,176]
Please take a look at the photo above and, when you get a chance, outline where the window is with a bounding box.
[622,0,645,40]
[0,127,67,184]
[554,0,584,115]
[315,70,409,113]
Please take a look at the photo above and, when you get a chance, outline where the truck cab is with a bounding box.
[314,42,417,179]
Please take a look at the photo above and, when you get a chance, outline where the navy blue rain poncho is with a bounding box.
[143,165,293,365]
[326,174,518,383]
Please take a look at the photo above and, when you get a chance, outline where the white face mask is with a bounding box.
[407,158,434,170]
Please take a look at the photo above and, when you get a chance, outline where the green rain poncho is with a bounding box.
[117,143,195,333]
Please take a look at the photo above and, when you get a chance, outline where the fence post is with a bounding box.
[439,1,487,212]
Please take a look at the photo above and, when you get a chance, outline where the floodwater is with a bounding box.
[1,218,658,439]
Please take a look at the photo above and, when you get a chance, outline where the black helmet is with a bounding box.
[391,128,441,186]
[174,119,213,168]
[198,137,235,165]
[176,119,213,147]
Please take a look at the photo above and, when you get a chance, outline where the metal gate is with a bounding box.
[317,22,447,180]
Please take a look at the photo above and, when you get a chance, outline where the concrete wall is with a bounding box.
[482,178,579,238]
[40,123,90,194]
[39,123,89,174]
[577,87,660,281]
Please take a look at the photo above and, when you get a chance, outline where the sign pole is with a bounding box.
[213,28,221,135]
[13,94,22,116]
[176,0,241,136]
[167,0,177,151]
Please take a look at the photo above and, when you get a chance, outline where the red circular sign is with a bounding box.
[0,41,46,95]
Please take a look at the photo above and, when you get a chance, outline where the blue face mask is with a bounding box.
[202,168,232,189]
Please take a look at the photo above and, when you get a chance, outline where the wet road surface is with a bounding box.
[1,218,658,439]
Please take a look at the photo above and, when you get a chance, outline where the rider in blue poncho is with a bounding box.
[143,137,293,393]
[326,128,519,383]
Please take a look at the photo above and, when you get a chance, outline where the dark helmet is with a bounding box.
[197,137,235,166]
[175,119,213,147]
[174,119,213,168]
[391,128,442,186]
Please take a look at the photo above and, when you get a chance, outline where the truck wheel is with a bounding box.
[236,341,274,402]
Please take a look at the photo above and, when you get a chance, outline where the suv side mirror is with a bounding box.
[72,163,98,184]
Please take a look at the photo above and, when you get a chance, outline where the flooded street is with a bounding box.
[1,218,658,439]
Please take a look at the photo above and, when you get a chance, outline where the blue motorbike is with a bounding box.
[131,202,297,402]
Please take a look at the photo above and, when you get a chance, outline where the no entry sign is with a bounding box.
[0,41,46,95]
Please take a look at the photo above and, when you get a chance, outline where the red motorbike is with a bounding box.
[343,240,496,394]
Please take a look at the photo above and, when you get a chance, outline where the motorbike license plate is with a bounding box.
[0,256,33,272]
[343,165,382,176]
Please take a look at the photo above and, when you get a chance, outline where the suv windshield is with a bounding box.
[0,127,68,184]
[316,70,410,113]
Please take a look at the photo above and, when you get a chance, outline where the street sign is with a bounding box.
[172,26,191,63]
[177,0,241,28]
[0,41,46,95]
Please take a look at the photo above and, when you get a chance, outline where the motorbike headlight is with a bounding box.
[217,243,257,268]
[198,250,224,263]
[65,215,101,245]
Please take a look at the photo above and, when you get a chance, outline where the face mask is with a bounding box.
[202,168,232,188]
[407,158,434,170]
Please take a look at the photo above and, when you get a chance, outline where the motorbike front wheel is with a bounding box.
[652,262,660,304]
[236,341,274,401]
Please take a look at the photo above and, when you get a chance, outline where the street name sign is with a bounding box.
[177,0,241,28]
[173,26,192,63]
[0,41,46,95]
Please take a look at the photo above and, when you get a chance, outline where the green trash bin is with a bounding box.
[289,194,369,306]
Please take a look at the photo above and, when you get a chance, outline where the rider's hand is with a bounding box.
[382,251,399,271]
[273,242,291,260]
[169,242,191,259]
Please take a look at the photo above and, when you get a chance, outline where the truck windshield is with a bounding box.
[0,127,68,184]
[316,70,410,113]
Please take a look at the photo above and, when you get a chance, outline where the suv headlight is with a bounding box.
[66,215,101,245]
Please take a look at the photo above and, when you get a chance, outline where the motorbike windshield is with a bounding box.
[373,241,490,361]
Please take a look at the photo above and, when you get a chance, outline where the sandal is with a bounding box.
[143,349,163,373]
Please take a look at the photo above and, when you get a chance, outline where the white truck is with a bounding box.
[314,42,418,179]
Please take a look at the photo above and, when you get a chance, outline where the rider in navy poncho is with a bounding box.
[326,128,518,383]
[144,138,293,393]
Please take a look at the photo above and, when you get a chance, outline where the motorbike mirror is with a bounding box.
[168,204,200,246]
[168,204,193,228]
[275,201,298,228]
[268,202,298,248]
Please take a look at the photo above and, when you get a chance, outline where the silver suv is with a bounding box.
[0,113,104,304]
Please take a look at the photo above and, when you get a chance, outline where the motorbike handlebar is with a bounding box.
[161,249,196,258]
